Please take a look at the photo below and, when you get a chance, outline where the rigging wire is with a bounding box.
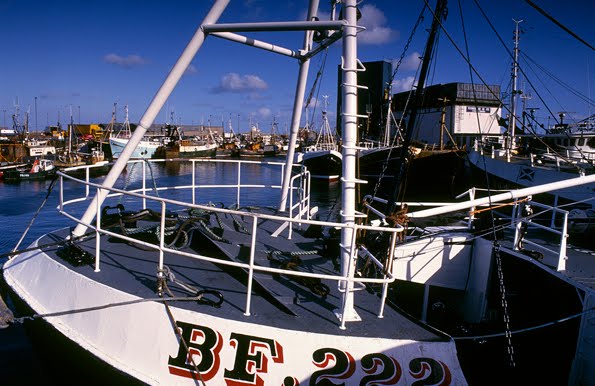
[304,48,329,129]
[514,51,594,166]
[453,306,595,341]
[12,174,58,254]
[520,52,595,108]
[468,0,558,125]
[387,4,427,87]
[366,4,426,202]
[524,0,595,51]
[455,0,496,215]
[455,0,516,368]
[388,0,448,213]
[423,0,586,168]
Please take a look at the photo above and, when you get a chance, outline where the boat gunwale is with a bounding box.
[53,159,410,325]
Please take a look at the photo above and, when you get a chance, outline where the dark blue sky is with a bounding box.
[1,0,593,133]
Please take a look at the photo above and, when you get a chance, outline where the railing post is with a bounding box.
[86,167,90,198]
[557,211,569,272]
[244,216,259,316]
[59,175,64,213]
[158,201,166,282]
[468,188,476,227]
[142,161,147,209]
[378,231,397,318]
[192,159,196,205]
[95,188,101,272]
[236,162,241,206]
[289,175,294,239]
[512,200,522,251]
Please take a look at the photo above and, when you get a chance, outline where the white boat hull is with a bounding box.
[4,238,467,385]
[109,137,161,159]
[300,149,343,180]
[468,150,595,209]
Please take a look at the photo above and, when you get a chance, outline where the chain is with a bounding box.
[389,5,426,83]
[368,6,426,202]
[493,242,516,368]
[264,249,318,256]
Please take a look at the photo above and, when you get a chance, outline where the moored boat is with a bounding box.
[0,162,28,180]
[296,97,342,181]
[3,158,56,181]
[109,106,166,160]
[154,124,218,159]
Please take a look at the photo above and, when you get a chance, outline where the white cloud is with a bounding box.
[392,76,416,93]
[304,96,319,111]
[103,53,148,68]
[257,107,272,119]
[212,73,268,93]
[394,52,422,72]
[357,4,396,45]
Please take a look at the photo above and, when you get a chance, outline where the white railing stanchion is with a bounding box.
[244,216,259,316]
[142,160,147,210]
[59,175,64,213]
[558,211,569,272]
[158,201,167,276]
[192,159,196,205]
[85,167,90,198]
[378,231,397,319]
[237,162,241,206]
[95,187,101,273]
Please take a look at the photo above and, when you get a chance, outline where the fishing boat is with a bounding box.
[238,124,266,157]
[0,107,57,160]
[216,117,241,157]
[109,106,166,159]
[25,138,57,158]
[0,162,28,180]
[263,120,286,157]
[3,158,56,181]
[154,124,218,159]
[54,111,92,169]
[295,97,342,181]
[239,140,265,157]
[466,22,595,229]
[3,1,595,385]
[532,115,595,167]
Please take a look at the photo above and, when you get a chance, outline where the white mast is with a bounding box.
[508,19,523,151]
[72,0,231,237]
[337,0,361,323]
[277,0,319,212]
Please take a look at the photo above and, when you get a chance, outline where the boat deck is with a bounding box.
[497,227,595,291]
[37,206,447,342]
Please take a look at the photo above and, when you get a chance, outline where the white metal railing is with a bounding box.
[511,199,569,271]
[56,159,400,328]
[364,188,572,272]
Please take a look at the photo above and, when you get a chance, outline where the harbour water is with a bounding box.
[0,159,341,384]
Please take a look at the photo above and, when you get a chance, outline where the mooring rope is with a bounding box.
[8,295,204,325]
[12,175,58,254]
[160,280,207,386]
[1,230,96,260]
[452,306,595,341]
